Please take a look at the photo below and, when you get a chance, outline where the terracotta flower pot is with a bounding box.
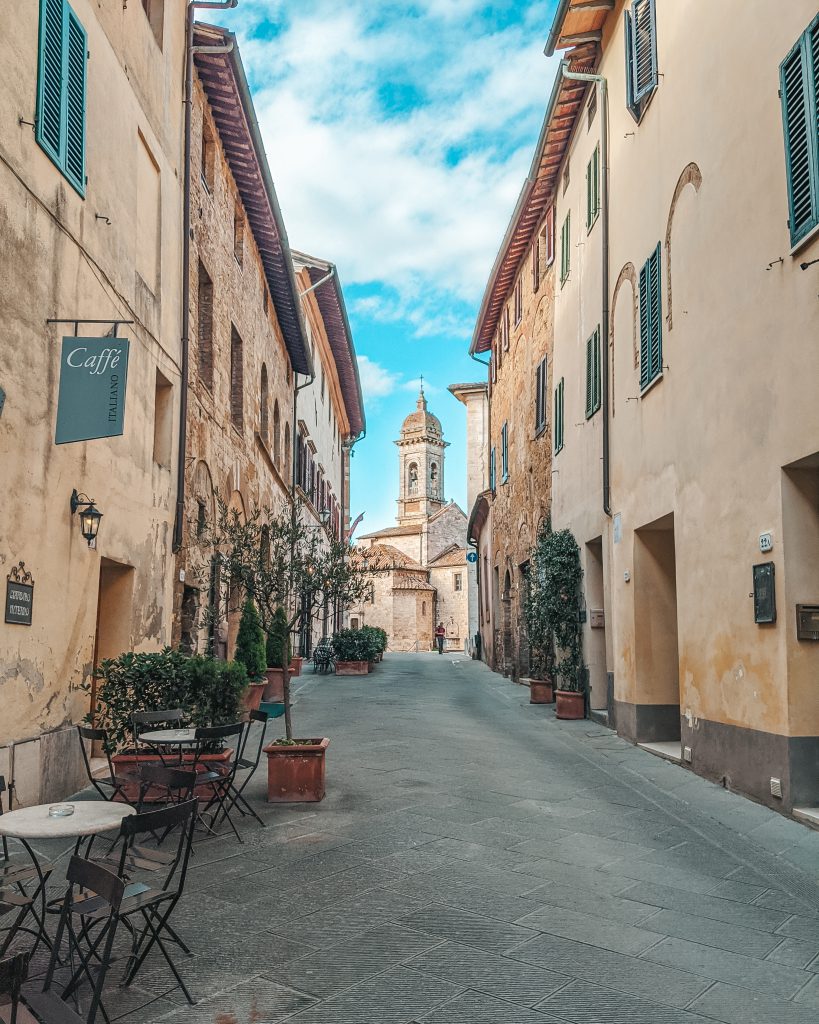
[335,660,368,675]
[530,679,554,704]
[367,660,376,671]
[555,690,585,720]
[112,748,233,803]
[263,738,329,802]
[289,657,303,678]
[242,680,266,713]
[263,667,285,701]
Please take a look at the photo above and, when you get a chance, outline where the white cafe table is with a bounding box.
[0,801,135,955]
[138,728,197,745]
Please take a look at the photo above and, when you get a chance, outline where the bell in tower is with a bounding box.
[395,384,449,524]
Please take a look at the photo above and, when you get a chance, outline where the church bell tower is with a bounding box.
[396,386,448,524]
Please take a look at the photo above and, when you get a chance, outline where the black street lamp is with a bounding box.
[70,489,103,547]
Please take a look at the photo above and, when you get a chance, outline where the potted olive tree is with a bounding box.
[263,605,290,702]
[235,597,267,712]
[200,496,376,801]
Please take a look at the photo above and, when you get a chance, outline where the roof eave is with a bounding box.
[544,0,572,57]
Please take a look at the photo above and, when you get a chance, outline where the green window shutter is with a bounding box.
[586,148,599,229]
[649,244,662,380]
[624,8,637,116]
[780,17,819,245]
[64,8,87,194]
[489,447,496,491]
[639,245,662,388]
[631,0,658,102]
[639,260,650,388]
[594,327,601,412]
[560,212,570,282]
[585,335,593,416]
[36,0,64,165]
[554,378,564,453]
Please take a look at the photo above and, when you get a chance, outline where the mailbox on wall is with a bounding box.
[753,562,776,624]
[796,605,819,641]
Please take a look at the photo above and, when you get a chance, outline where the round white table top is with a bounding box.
[139,728,197,744]
[0,801,136,839]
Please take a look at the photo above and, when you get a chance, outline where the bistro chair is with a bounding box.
[191,724,244,843]
[312,639,334,674]
[114,800,198,1004]
[0,778,52,960]
[216,710,268,829]
[76,726,141,804]
[22,857,124,1024]
[0,951,29,1024]
[131,710,186,765]
[136,765,196,814]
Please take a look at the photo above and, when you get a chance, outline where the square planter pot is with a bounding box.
[335,660,368,675]
[263,738,329,802]
[263,667,285,701]
[242,680,266,714]
[112,748,233,803]
[555,690,585,719]
[529,679,554,704]
[289,657,303,678]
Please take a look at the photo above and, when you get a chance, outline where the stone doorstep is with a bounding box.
[637,740,683,765]
[793,807,819,832]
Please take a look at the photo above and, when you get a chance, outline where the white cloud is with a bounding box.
[356,355,400,401]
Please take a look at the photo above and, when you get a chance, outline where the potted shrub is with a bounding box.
[199,497,376,801]
[235,598,267,712]
[264,606,290,702]
[333,628,370,675]
[359,625,387,667]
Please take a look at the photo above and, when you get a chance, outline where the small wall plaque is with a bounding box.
[753,562,776,625]
[796,604,819,641]
[590,609,605,629]
[5,562,34,625]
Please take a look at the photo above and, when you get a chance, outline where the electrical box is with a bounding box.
[590,609,605,629]
[753,562,776,624]
[796,605,819,641]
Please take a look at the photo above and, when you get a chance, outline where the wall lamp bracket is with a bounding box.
[70,489,103,546]
[800,258,819,270]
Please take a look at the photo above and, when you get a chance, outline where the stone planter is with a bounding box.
[242,680,266,714]
[263,738,329,802]
[112,748,233,803]
[555,690,585,720]
[529,679,554,704]
[335,660,369,676]
[263,667,285,701]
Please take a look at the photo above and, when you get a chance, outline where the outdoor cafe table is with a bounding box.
[0,801,135,953]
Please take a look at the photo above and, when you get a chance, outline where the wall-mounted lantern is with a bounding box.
[70,489,103,547]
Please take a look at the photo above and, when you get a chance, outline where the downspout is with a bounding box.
[173,0,238,553]
[559,61,611,517]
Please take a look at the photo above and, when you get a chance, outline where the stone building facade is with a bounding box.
[348,390,469,651]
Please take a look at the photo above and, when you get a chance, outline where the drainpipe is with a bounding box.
[559,61,611,517]
[173,0,238,553]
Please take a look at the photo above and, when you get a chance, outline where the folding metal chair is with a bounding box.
[0,778,52,959]
[114,800,198,1004]
[131,710,185,765]
[76,726,141,804]
[22,857,124,1024]
[136,765,196,814]
[215,710,267,829]
[191,724,244,843]
[0,951,29,1024]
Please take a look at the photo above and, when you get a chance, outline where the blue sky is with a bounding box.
[203,0,559,532]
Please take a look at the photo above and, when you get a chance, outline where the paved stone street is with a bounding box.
[29,653,819,1021]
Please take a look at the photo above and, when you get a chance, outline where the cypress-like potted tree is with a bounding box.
[234,598,267,711]
[264,606,290,702]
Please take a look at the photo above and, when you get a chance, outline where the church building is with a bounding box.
[349,388,469,652]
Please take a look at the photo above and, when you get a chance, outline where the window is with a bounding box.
[490,349,497,385]
[554,377,564,454]
[152,369,172,467]
[408,462,419,495]
[587,87,597,128]
[233,205,244,266]
[502,306,510,351]
[136,133,161,292]
[272,399,280,465]
[624,0,658,122]
[201,121,215,192]
[500,422,509,483]
[562,161,570,194]
[141,0,164,48]
[454,573,463,592]
[489,446,496,492]
[585,326,602,418]
[197,261,213,389]
[535,356,548,434]
[260,365,269,443]
[780,15,819,245]
[196,500,207,538]
[430,461,439,496]
[230,325,243,430]
[586,145,600,231]
[537,207,555,284]
[532,234,540,292]
[513,277,523,326]
[36,0,87,196]
[639,243,663,389]
[560,211,571,285]
[284,422,291,482]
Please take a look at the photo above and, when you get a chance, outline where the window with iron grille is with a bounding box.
[624,0,658,123]
[501,422,509,483]
[639,243,662,390]
[585,326,601,418]
[554,378,564,454]
[560,212,571,285]
[535,356,547,434]
[454,573,463,592]
[36,0,87,196]
[513,278,523,326]
[586,145,600,231]
[780,14,819,246]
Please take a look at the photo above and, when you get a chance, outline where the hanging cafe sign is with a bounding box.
[55,331,130,445]
[5,562,34,626]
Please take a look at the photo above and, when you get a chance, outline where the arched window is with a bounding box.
[230,326,243,429]
[273,400,281,467]
[284,422,291,483]
[408,462,419,495]
[430,462,438,496]
[260,364,269,443]
[260,524,270,566]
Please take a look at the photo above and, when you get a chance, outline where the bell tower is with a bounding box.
[396,385,448,524]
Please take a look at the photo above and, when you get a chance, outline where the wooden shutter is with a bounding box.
[593,327,601,413]
[780,17,819,245]
[630,0,657,103]
[489,447,496,491]
[561,212,570,282]
[64,8,86,193]
[585,335,593,415]
[624,8,637,116]
[554,379,564,453]
[639,245,662,388]
[36,0,65,164]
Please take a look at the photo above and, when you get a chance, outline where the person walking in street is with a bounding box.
[435,622,446,654]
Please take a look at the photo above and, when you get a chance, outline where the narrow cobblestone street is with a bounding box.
[86,652,819,1023]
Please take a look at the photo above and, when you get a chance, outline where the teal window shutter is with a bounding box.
[586,146,600,229]
[501,423,508,481]
[585,327,601,417]
[36,0,87,196]
[624,9,637,116]
[489,446,496,491]
[639,244,662,389]
[554,378,564,454]
[780,15,819,246]
[630,0,658,102]
[560,212,570,283]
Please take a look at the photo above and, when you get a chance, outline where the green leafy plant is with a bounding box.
[266,605,291,669]
[359,625,387,658]
[88,648,246,750]
[525,519,586,692]
[332,628,370,662]
[234,598,266,682]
